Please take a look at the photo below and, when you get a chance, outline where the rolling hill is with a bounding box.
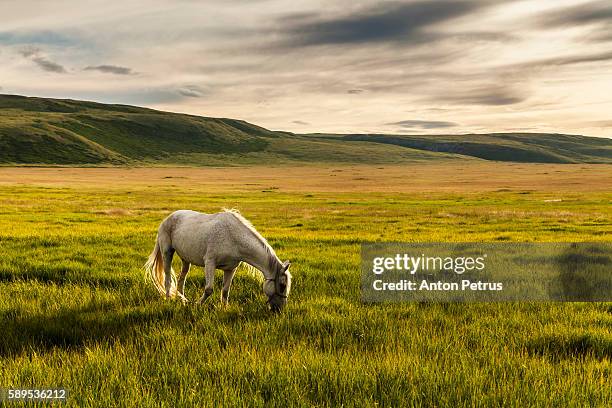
[317,133,612,164]
[1,94,610,165]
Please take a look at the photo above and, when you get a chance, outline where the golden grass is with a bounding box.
[0,163,610,406]
[0,163,611,193]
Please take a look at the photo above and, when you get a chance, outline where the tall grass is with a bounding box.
[0,178,610,406]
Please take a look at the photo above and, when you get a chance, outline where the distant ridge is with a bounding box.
[1,94,610,165]
[318,133,612,164]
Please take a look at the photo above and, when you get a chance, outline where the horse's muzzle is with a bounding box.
[267,294,286,313]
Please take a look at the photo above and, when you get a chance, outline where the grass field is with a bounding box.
[0,164,611,407]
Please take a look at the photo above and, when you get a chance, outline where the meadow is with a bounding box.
[0,163,611,407]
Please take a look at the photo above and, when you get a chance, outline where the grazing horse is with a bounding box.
[144,209,292,312]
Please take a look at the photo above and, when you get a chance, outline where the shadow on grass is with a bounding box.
[0,296,273,357]
[527,333,612,361]
[1,300,157,356]
[0,270,133,290]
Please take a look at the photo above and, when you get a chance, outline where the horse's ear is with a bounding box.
[283,260,291,271]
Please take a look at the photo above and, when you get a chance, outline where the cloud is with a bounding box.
[177,85,207,98]
[84,65,134,75]
[292,120,310,125]
[19,45,41,58]
[534,1,612,44]
[282,1,483,46]
[32,57,67,73]
[536,1,612,28]
[0,30,77,46]
[446,30,517,43]
[387,119,458,129]
[513,50,612,69]
[448,92,524,106]
[19,46,66,73]
[430,86,526,106]
[587,120,612,128]
[1,1,611,137]
[586,31,612,42]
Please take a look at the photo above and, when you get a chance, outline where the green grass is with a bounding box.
[317,133,612,163]
[0,179,610,406]
[2,94,611,166]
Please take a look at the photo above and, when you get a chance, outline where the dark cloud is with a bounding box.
[537,1,612,28]
[32,57,66,73]
[84,65,134,75]
[535,1,612,44]
[446,31,517,43]
[19,46,66,73]
[178,89,202,97]
[512,50,612,70]
[19,45,41,58]
[387,119,458,129]
[433,86,526,106]
[292,120,310,125]
[282,1,483,46]
[448,93,524,106]
[177,85,207,98]
[347,89,364,94]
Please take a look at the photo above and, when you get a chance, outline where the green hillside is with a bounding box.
[314,133,612,164]
[1,94,610,165]
[0,95,275,165]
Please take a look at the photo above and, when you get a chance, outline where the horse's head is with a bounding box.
[264,260,292,312]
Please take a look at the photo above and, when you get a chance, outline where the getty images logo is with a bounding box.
[372,253,487,275]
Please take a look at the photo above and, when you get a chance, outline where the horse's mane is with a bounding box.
[223,208,281,277]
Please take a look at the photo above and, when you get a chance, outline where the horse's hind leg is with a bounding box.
[177,259,190,303]
[221,267,237,307]
[162,247,175,299]
[197,261,215,305]
[155,229,176,299]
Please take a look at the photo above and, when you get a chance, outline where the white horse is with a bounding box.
[144,209,292,312]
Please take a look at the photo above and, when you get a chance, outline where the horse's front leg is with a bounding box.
[221,267,237,307]
[197,261,215,305]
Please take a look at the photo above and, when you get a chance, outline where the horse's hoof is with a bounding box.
[197,294,211,306]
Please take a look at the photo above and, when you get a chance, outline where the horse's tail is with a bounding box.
[144,235,177,298]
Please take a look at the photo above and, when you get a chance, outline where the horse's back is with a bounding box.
[158,210,241,265]
[159,210,216,237]
[161,210,238,230]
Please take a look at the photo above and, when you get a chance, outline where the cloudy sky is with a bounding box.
[1,0,611,136]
